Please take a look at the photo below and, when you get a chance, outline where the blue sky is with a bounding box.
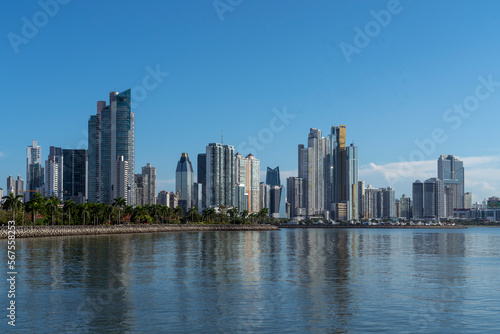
[2,0,500,202]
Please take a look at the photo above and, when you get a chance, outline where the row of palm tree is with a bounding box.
[1,193,273,226]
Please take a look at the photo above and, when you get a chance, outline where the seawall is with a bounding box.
[0,224,279,239]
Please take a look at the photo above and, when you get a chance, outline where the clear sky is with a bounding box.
[2,0,500,202]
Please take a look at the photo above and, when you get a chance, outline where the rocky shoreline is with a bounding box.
[0,224,280,239]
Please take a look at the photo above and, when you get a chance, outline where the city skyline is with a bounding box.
[3,1,500,203]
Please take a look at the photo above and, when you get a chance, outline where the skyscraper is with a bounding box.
[235,153,260,213]
[400,194,412,219]
[424,178,444,219]
[197,153,207,209]
[464,192,472,209]
[114,156,129,202]
[266,167,281,187]
[45,146,64,200]
[206,143,234,208]
[259,182,270,214]
[286,177,305,220]
[62,149,88,203]
[88,90,135,205]
[266,166,282,218]
[412,180,424,219]
[26,140,42,201]
[142,163,156,205]
[325,125,358,220]
[381,187,395,219]
[176,153,194,212]
[438,155,464,216]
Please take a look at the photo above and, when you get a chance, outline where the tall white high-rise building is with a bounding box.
[26,140,43,201]
[114,156,129,202]
[45,146,64,200]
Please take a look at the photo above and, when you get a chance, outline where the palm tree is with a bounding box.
[46,196,61,225]
[2,193,24,221]
[113,197,126,225]
[202,207,216,224]
[174,206,184,224]
[80,203,90,225]
[124,205,135,224]
[158,205,168,224]
[26,195,44,227]
[241,210,249,224]
[187,207,198,223]
[258,208,269,224]
[229,207,239,224]
[64,200,76,225]
[104,204,114,224]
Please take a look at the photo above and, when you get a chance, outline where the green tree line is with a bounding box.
[1,193,277,226]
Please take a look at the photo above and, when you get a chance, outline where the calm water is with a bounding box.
[2,227,500,333]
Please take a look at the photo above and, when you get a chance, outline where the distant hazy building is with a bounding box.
[88,90,135,205]
[395,199,401,218]
[362,185,394,219]
[0,188,3,203]
[286,177,305,220]
[26,140,43,201]
[62,149,88,203]
[464,192,472,209]
[176,153,194,212]
[206,143,234,208]
[7,175,24,199]
[438,155,464,215]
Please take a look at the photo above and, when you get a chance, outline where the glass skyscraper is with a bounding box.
[206,143,234,208]
[438,155,464,216]
[62,149,88,203]
[176,153,194,212]
[88,90,135,204]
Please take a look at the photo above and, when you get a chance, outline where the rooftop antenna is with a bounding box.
[221,130,223,145]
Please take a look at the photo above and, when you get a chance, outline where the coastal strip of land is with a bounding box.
[0,224,279,239]
[0,223,469,239]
